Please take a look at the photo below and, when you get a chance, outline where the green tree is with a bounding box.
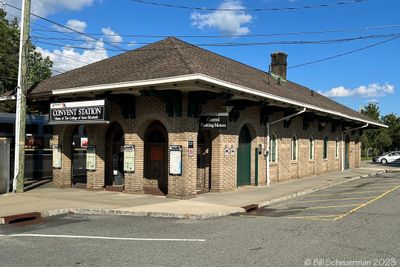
[361,103,381,156]
[382,113,400,150]
[0,8,52,113]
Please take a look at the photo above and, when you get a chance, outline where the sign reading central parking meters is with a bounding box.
[199,113,228,130]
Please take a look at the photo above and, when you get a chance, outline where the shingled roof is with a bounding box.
[29,37,383,127]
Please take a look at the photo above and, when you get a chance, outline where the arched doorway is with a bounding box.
[144,121,168,195]
[345,135,351,170]
[237,125,251,186]
[71,125,87,187]
[197,130,211,193]
[105,122,125,189]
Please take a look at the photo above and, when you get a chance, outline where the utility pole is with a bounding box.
[13,0,31,193]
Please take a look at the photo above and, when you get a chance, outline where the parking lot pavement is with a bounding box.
[241,173,400,221]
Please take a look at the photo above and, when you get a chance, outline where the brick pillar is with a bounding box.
[210,134,238,192]
[52,125,72,188]
[124,133,144,193]
[167,132,197,199]
[86,125,106,190]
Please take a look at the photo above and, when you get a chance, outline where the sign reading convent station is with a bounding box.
[49,99,109,124]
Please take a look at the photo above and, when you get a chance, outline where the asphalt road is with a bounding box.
[1,173,399,267]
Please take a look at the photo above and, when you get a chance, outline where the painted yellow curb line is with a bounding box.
[333,184,400,221]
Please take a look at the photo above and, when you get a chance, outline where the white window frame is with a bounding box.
[270,133,278,163]
[309,136,315,160]
[323,136,329,159]
[291,135,298,161]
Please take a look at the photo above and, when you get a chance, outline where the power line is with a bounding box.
[3,2,125,52]
[30,23,400,38]
[130,0,368,12]
[32,33,400,49]
[288,36,400,69]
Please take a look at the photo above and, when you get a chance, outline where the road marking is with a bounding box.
[284,215,338,221]
[274,203,362,213]
[289,196,376,204]
[325,186,397,191]
[308,190,386,197]
[333,184,400,221]
[4,234,206,242]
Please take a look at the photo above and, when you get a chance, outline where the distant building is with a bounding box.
[26,37,384,198]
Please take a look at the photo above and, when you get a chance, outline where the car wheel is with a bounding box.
[381,158,387,164]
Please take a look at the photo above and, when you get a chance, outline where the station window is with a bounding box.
[323,136,329,159]
[335,138,339,158]
[270,134,277,163]
[291,135,298,161]
[309,136,315,160]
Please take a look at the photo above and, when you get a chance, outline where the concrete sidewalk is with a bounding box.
[0,162,398,222]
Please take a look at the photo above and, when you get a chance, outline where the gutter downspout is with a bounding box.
[341,123,369,171]
[266,108,307,186]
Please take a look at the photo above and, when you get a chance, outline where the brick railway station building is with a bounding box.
[27,37,384,199]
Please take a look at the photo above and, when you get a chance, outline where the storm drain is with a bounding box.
[2,212,42,226]
[242,204,259,212]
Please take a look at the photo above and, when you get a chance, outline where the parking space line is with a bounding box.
[284,215,339,221]
[289,196,376,204]
[5,234,206,242]
[333,185,400,221]
[274,203,362,213]
[324,186,397,191]
[308,190,386,197]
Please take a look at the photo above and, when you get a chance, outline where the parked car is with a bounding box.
[375,151,400,164]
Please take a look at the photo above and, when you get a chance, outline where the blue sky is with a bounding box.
[6,0,400,117]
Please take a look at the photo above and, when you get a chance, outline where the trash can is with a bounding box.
[0,138,10,194]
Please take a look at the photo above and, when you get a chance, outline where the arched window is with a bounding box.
[270,134,277,163]
[309,136,315,160]
[291,135,298,161]
[335,138,339,158]
[323,136,329,159]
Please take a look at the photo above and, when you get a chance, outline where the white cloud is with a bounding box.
[190,0,252,35]
[36,40,108,74]
[66,19,87,32]
[321,83,395,98]
[53,19,87,33]
[6,0,94,18]
[101,27,123,44]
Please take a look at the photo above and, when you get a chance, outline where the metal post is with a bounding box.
[13,0,31,193]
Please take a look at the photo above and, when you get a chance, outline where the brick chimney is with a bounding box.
[270,52,287,80]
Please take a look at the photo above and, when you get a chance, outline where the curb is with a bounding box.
[41,207,245,220]
[0,169,396,223]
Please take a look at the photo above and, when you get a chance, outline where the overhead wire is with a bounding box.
[30,32,400,47]
[29,24,400,38]
[288,35,400,69]
[3,2,125,52]
[129,0,368,12]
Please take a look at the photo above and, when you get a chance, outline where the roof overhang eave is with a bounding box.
[49,73,387,128]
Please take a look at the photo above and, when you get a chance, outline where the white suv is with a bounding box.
[376,151,400,164]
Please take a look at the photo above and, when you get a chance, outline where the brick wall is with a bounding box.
[51,93,362,198]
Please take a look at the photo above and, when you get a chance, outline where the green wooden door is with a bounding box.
[345,137,350,170]
[237,126,251,186]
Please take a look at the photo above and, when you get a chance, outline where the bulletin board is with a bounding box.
[169,145,182,176]
[124,145,135,172]
[86,146,96,171]
[52,145,62,169]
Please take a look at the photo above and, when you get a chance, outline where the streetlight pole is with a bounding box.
[13,0,31,193]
